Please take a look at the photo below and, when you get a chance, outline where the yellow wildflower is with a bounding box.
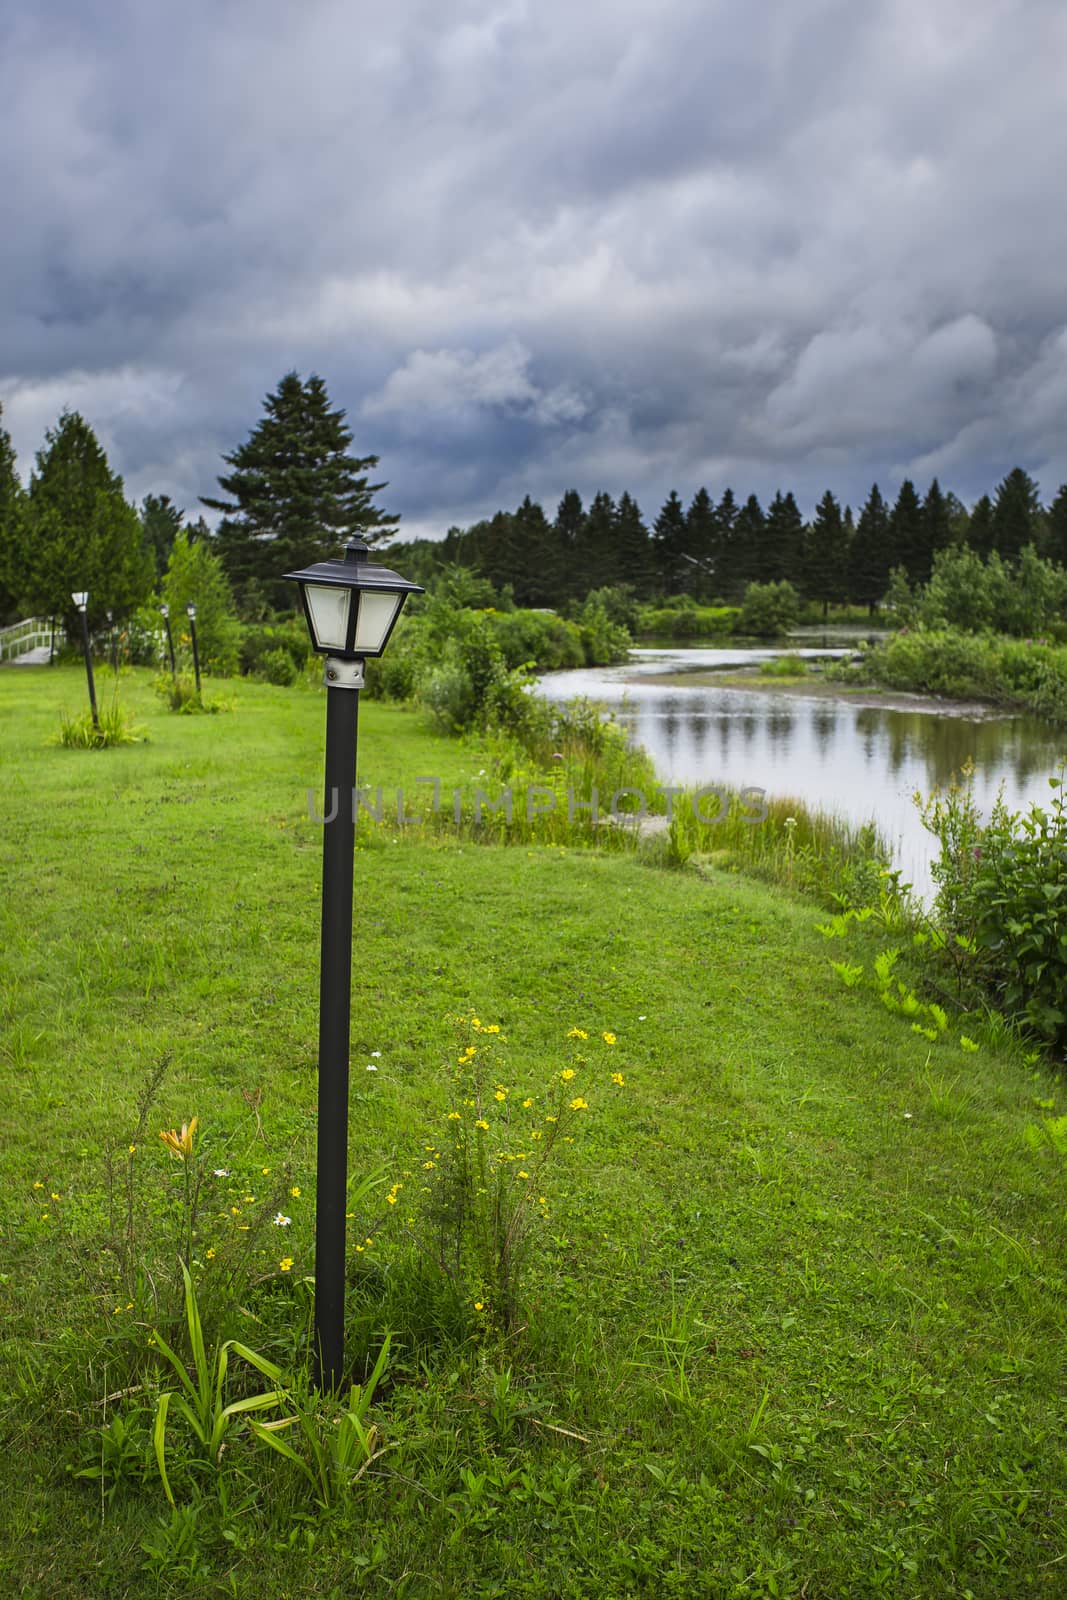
[560,1068,575,1081]
[206,1248,216,1259]
[290,1186,301,1197]
[602,1032,616,1045]
[611,1072,625,1086]
[494,1089,507,1101]
[159,1117,198,1160]
[447,1110,462,1120]
[523,1097,534,1108]
[386,1193,398,1204]
[567,1028,588,1040]
[475,1119,490,1131]
[279,1257,294,1272]
[570,1097,588,1111]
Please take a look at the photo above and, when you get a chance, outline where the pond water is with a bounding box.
[537,643,1067,894]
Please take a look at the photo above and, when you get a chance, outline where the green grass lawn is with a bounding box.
[1,665,1065,1598]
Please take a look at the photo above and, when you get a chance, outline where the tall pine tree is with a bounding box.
[614,492,650,588]
[889,480,925,582]
[141,493,185,581]
[965,494,995,556]
[991,467,1042,561]
[24,412,152,635]
[804,491,851,617]
[684,488,718,594]
[1046,484,1067,567]
[919,478,952,582]
[651,490,688,595]
[204,372,398,609]
[761,491,805,584]
[849,484,892,612]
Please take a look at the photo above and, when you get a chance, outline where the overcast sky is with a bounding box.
[2,0,1065,540]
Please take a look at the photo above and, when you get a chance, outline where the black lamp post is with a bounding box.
[186,603,201,695]
[285,536,423,1391]
[160,604,177,676]
[71,592,99,730]
[106,609,118,672]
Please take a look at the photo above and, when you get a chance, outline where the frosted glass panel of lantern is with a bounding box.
[352,590,402,654]
[305,584,351,651]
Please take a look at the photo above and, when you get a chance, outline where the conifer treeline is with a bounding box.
[393,468,1067,611]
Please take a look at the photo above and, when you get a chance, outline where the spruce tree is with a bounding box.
[889,480,924,582]
[614,492,650,588]
[991,467,1042,561]
[554,491,587,602]
[965,494,995,556]
[141,493,185,580]
[919,478,952,583]
[849,484,892,613]
[204,372,398,609]
[0,405,23,624]
[576,493,617,595]
[510,495,555,605]
[762,491,805,585]
[651,490,688,595]
[804,491,850,617]
[24,411,152,635]
[1046,484,1067,567]
[714,489,738,580]
[722,494,764,599]
[684,489,717,594]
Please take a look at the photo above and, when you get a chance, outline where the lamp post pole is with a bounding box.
[160,604,177,677]
[285,538,423,1392]
[186,604,201,695]
[314,655,363,1390]
[72,593,99,729]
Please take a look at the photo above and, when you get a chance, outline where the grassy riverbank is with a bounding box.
[1,666,1065,1599]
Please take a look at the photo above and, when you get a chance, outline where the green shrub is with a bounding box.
[637,604,739,639]
[239,617,312,682]
[919,765,1067,1047]
[737,581,799,637]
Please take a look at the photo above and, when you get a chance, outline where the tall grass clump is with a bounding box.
[56,694,141,748]
[658,788,901,911]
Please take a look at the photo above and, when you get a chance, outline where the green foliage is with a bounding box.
[0,401,24,623]
[140,494,184,581]
[239,617,312,684]
[249,1339,394,1508]
[758,652,808,678]
[636,602,739,638]
[56,693,141,748]
[153,674,228,714]
[737,579,799,636]
[913,544,1067,636]
[204,371,398,610]
[852,627,1067,721]
[23,411,153,632]
[150,1264,289,1504]
[919,765,1067,1046]
[162,530,241,676]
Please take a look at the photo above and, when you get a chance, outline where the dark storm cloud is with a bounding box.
[2,0,1066,537]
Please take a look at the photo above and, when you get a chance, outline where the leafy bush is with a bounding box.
[489,610,585,672]
[574,596,631,664]
[851,627,1067,721]
[162,533,242,676]
[239,617,312,683]
[737,580,799,637]
[919,766,1067,1048]
[915,545,1067,637]
[637,604,739,638]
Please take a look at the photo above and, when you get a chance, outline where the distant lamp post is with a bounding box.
[106,609,118,672]
[285,535,423,1390]
[160,604,177,677]
[186,603,201,695]
[71,592,99,730]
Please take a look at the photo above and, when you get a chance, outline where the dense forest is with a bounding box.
[386,469,1067,612]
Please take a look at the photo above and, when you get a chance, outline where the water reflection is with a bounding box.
[538,645,1067,893]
